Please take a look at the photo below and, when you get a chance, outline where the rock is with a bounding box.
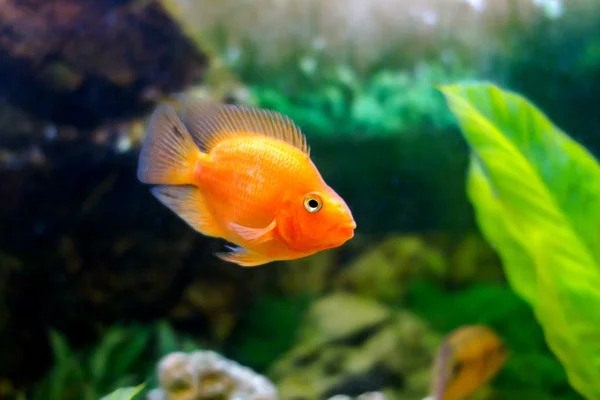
[148,350,279,400]
[297,292,392,346]
[145,350,413,400]
[0,0,208,130]
[333,234,505,306]
[334,236,447,304]
[275,250,338,296]
[268,293,441,400]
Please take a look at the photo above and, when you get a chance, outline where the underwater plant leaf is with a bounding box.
[109,327,152,379]
[466,155,537,303]
[440,82,600,399]
[89,327,128,384]
[48,330,72,367]
[46,330,86,400]
[99,383,146,400]
[156,320,180,355]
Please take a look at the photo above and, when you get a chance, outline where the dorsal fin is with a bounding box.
[174,95,310,155]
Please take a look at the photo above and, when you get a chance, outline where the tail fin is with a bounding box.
[137,104,201,185]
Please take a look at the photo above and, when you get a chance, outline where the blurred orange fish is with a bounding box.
[137,96,356,267]
[429,324,508,400]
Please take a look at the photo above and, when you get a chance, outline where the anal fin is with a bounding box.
[216,245,275,267]
[151,185,222,238]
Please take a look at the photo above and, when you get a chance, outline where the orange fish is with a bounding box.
[137,96,356,267]
[429,324,508,400]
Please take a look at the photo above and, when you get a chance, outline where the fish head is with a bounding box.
[279,184,356,253]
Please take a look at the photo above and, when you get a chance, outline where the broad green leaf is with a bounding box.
[100,383,146,400]
[466,154,537,304]
[440,82,600,399]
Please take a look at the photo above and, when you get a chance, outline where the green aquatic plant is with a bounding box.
[31,321,199,400]
[100,383,145,400]
[439,82,600,399]
[249,62,466,138]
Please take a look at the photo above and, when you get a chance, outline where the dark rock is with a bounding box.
[269,293,439,399]
[0,0,208,130]
[0,134,270,390]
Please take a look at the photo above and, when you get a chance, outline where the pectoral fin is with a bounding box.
[229,219,277,245]
[216,245,275,267]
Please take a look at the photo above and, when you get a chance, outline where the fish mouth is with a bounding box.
[337,220,356,239]
[317,220,355,250]
[340,220,357,230]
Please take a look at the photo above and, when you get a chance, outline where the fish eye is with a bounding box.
[303,194,323,213]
